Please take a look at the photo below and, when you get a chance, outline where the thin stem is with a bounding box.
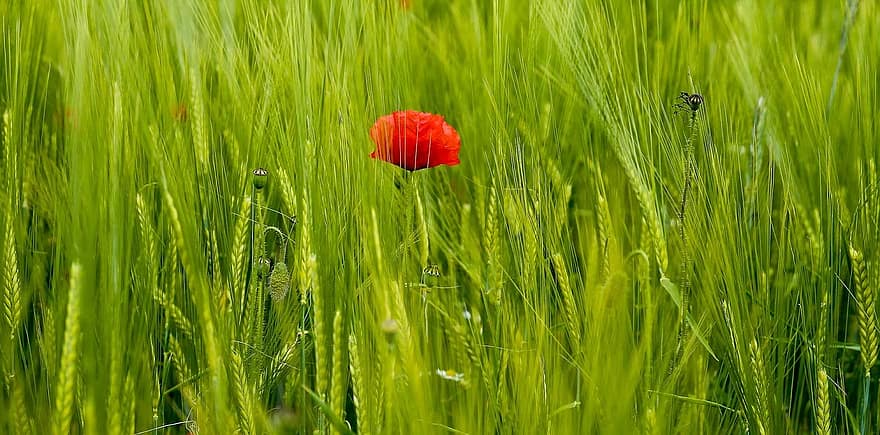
[673,111,698,373]
[240,187,257,330]
[860,375,871,435]
[263,226,287,261]
[827,0,860,114]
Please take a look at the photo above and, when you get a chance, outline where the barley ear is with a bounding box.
[348,333,371,435]
[11,378,31,432]
[162,180,225,419]
[331,310,348,431]
[298,189,313,306]
[748,338,769,435]
[850,245,877,373]
[3,197,22,342]
[484,186,501,304]
[231,348,255,434]
[167,335,196,406]
[54,262,83,435]
[310,255,329,399]
[596,189,612,284]
[551,252,581,345]
[815,367,831,435]
[189,67,208,170]
[41,303,58,380]
[152,288,194,339]
[108,336,123,435]
[232,195,252,307]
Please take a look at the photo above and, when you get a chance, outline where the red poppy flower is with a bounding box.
[369,111,461,171]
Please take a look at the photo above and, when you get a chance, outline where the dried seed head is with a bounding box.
[422,264,441,277]
[674,92,704,115]
[253,167,269,190]
[687,94,703,111]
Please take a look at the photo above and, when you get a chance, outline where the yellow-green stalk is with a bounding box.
[416,189,429,269]
[816,291,830,359]
[166,238,179,306]
[380,317,398,432]
[523,215,538,287]
[596,188,612,284]
[371,209,389,316]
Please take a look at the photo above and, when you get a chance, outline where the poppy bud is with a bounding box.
[269,262,290,301]
[253,167,269,190]
[255,256,271,279]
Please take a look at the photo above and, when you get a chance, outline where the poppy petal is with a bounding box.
[369,110,462,171]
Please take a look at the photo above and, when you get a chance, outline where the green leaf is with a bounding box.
[302,385,355,435]
[660,277,718,361]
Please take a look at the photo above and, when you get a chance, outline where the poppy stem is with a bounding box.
[402,171,416,278]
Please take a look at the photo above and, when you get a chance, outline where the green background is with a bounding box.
[1,0,878,433]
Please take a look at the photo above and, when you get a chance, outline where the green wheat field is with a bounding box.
[2,0,879,433]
